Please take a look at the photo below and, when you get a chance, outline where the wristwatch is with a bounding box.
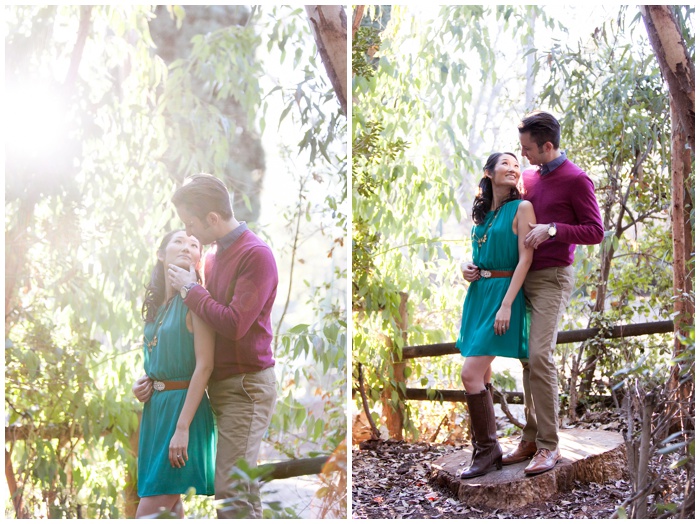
[180,283,198,299]
[547,223,557,238]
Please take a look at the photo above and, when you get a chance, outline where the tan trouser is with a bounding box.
[520,266,574,451]
[208,367,277,519]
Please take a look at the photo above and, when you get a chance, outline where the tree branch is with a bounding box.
[305,6,347,114]
[357,363,381,440]
[65,5,93,88]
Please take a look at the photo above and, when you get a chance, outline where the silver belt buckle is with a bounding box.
[480,270,492,279]
[153,380,165,391]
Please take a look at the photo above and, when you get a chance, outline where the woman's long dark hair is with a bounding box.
[142,230,203,323]
[471,152,521,225]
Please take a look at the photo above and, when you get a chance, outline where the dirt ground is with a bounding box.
[351,411,693,519]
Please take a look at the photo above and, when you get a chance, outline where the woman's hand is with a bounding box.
[494,304,512,336]
[461,262,481,282]
[132,375,153,403]
[169,427,189,468]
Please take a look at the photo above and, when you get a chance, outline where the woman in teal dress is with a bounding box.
[132,230,216,518]
[456,152,535,479]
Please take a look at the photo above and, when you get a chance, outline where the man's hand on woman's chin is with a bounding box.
[168,263,196,291]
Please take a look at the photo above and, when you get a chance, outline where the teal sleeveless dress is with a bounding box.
[138,295,216,497]
[456,200,529,359]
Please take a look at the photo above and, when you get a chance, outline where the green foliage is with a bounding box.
[352,26,381,79]
[352,4,692,446]
[535,7,688,398]
[270,315,347,459]
[351,5,555,437]
[6,310,138,518]
[5,4,346,518]
[217,460,300,519]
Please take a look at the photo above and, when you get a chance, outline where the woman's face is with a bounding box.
[490,154,520,188]
[159,231,202,270]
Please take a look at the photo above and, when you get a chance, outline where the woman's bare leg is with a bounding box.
[484,364,492,385]
[461,356,495,394]
[173,498,184,519]
[136,494,183,519]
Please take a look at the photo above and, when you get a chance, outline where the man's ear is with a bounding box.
[206,211,219,226]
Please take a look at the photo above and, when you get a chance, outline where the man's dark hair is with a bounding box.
[518,110,561,150]
[171,173,234,220]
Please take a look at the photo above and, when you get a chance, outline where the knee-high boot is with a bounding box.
[460,389,502,479]
[466,384,493,450]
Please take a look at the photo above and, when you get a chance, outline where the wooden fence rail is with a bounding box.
[401,320,674,360]
[354,320,675,408]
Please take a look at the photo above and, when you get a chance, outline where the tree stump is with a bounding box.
[430,428,626,511]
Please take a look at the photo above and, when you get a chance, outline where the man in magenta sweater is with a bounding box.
[503,111,604,474]
[168,173,278,518]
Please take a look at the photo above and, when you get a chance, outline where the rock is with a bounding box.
[429,428,627,510]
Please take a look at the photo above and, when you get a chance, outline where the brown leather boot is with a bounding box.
[502,439,537,465]
[460,389,502,479]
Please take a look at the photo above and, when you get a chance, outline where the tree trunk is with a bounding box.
[5,447,27,519]
[640,6,695,153]
[305,5,347,115]
[670,102,694,335]
[148,6,267,223]
[667,101,694,416]
[352,6,365,39]
[642,6,694,419]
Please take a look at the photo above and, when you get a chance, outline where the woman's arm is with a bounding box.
[168,312,215,468]
[494,201,536,335]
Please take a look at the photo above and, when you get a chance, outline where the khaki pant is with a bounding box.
[520,266,574,451]
[208,367,277,519]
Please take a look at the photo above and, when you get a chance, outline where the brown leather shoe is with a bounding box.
[524,448,561,475]
[502,440,537,465]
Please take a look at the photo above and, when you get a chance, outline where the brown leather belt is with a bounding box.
[152,379,190,391]
[479,269,514,278]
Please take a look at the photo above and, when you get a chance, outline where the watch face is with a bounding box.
[180,286,188,299]
[548,226,556,237]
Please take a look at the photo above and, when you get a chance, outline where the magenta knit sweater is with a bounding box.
[184,230,278,380]
[522,159,604,271]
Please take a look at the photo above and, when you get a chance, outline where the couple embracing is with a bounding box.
[456,111,604,479]
[132,174,278,518]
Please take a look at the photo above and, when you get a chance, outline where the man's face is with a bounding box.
[519,132,547,167]
[176,206,216,245]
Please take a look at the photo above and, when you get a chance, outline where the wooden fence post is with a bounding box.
[381,292,408,440]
